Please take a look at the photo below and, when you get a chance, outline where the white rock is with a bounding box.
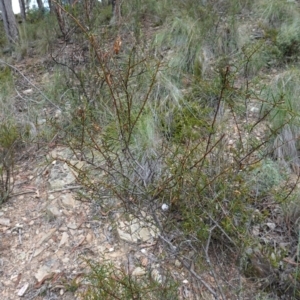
[0,218,10,226]
[175,260,182,267]
[17,283,29,296]
[162,204,169,211]
[132,267,146,276]
[67,222,77,229]
[35,265,52,282]
[23,89,33,94]
[266,222,276,230]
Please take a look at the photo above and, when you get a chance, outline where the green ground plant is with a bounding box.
[81,260,178,300]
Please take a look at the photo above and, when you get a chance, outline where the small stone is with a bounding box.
[37,228,57,246]
[33,247,45,257]
[266,223,276,230]
[0,218,10,226]
[61,193,76,209]
[183,279,188,284]
[67,222,77,229]
[62,257,70,263]
[132,267,146,276]
[17,283,29,296]
[35,265,52,282]
[86,232,94,243]
[23,89,33,94]
[250,106,259,113]
[58,232,69,248]
[161,204,169,211]
[46,205,61,217]
[270,252,276,261]
[59,226,68,231]
[175,260,182,267]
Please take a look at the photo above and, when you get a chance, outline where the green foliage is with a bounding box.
[254,0,300,62]
[0,66,13,95]
[276,18,300,59]
[0,22,8,49]
[255,0,298,29]
[18,12,58,56]
[96,4,113,24]
[0,121,19,204]
[249,158,285,197]
[81,260,178,300]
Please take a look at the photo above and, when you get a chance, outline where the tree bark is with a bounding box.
[0,0,19,44]
[18,0,26,21]
[36,0,45,13]
[47,0,53,13]
[110,0,121,26]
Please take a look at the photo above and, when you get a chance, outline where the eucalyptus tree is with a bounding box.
[0,0,19,44]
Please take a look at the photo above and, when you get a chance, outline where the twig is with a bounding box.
[158,234,217,298]
[12,185,82,197]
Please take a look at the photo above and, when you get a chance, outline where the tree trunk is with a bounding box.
[18,0,26,21]
[47,0,53,13]
[110,0,121,26]
[36,0,45,14]
[0,0,19,44]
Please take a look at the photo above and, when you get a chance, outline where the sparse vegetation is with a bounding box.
[1,0,300,298]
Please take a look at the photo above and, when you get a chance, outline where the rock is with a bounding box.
[58,232,69,248]
[61,193,76,209]
[17,283,29,296]
[37,228,57,246]
[33,247,45,257]
[0,218,10,226]
[161,204,169,211]
[266,222,276,230]
[175,260,182,267]
[132,267,146,276]
[35,265,52,282]
[23,89,33,95]
[86,232,94,243]
[117,215,159,244]
[67,222,77,229]
[46,204,61,217]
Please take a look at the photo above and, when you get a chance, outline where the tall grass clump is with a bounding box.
[261,69,300,171]
[254,0,300,62]
[18,9,58,57]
